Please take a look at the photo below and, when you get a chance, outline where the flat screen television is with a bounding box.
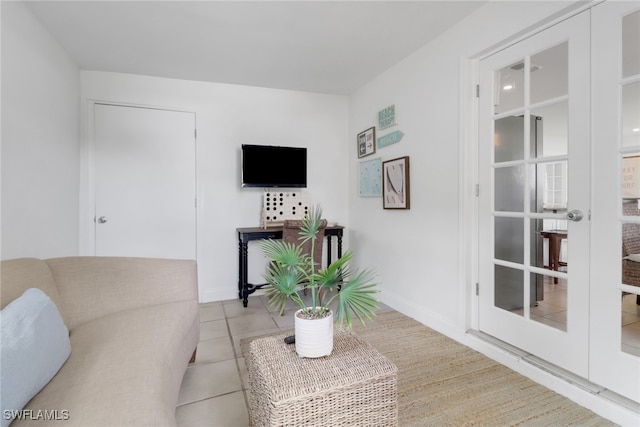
[241,144,307,188]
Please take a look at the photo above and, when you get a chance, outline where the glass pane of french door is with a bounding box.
[478,11,590,377]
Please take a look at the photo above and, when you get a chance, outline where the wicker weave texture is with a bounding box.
[247,331,398,427]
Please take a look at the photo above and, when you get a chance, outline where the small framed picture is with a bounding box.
[383,156,410,209]
[357,127,376,158]
[359,157,382,197]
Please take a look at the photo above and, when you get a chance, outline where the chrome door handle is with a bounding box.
[97,216,108,224]
[566,210,583,222]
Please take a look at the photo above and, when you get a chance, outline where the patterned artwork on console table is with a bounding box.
[261,191,311,227]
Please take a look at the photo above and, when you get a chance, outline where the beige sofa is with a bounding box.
[1,257,200,426]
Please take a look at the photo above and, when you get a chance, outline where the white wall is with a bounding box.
[1,1,80,259]
[348,1,579,337]
[81,71,349,302]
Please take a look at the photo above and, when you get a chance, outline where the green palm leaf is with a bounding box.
[314,251,353,290]
[298,205,323,244]
[328,269,379,329]
[262,262,306,315]
[260,239,304,268]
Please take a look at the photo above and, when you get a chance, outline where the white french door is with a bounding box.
[478,12,591,377]
[590,1,640,403]
[478,2,640,403]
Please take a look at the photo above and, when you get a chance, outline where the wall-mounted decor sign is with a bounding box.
[359,158,382,197]
[377,130,404,149]
[623,156,640,198]
[357,127,376,158]
[378,105,396,129]
[383,156,410,209]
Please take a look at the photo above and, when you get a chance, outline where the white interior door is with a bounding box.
[478,12,590,376]
[590,1,640,403]
[93,104,196,260]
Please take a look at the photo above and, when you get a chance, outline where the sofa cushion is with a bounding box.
[0,259,67,326]
[1,289,71,427]
[45,257,198,331]
[12,300,199,427]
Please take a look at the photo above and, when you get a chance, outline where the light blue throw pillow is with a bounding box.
[1,288,71,427]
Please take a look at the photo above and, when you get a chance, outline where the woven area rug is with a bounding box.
[242,310,615,426]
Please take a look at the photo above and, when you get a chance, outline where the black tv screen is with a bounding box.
[241,144,307,188]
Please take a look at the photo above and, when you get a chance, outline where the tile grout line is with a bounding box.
[222,301,253,418]
[176,390,245,409]
[176,304,244,414]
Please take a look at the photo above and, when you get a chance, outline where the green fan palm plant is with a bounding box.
[260,205,379,329]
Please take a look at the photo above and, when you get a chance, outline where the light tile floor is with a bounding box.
[176,294,393,427]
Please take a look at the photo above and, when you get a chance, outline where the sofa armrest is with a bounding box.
[45,257,198,331]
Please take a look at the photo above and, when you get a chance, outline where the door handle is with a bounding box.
[97,216,108,224]
[565,210,583,222]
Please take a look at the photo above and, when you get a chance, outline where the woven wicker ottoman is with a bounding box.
[246,330,398,427]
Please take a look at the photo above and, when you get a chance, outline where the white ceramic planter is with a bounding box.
[294,308,333,358]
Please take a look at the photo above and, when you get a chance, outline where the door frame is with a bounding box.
[460,1,599,334]
[476,10,591,375]
[458,0,640,422]
[79,100,198,256]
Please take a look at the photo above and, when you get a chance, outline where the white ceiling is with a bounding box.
[25,1,487,95]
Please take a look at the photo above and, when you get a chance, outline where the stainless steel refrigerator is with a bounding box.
[493,115,544,311]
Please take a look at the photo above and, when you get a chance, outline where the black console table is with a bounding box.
[237,225,344,307]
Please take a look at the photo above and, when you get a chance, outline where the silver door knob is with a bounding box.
[97,216,108,224]
[565,210,583,222]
